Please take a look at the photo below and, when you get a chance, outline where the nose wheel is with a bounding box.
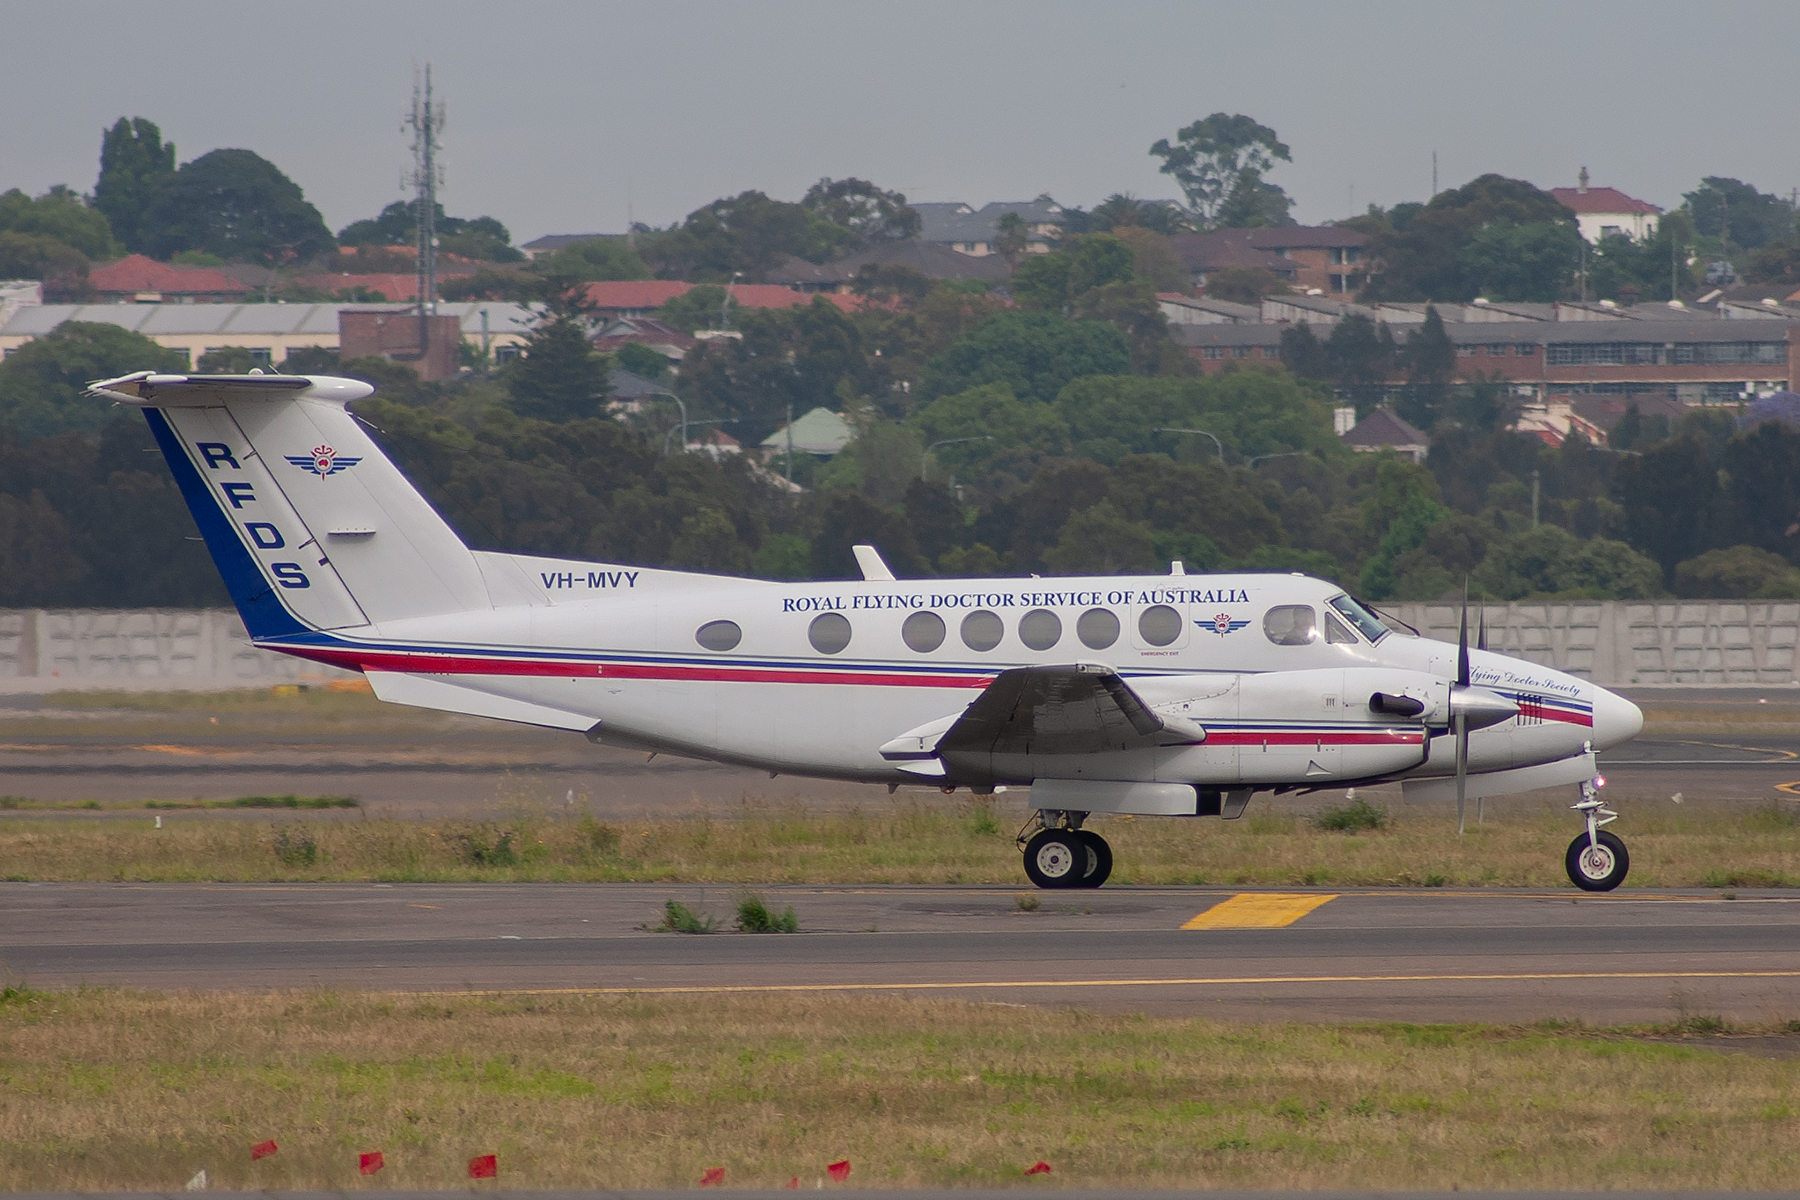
[1021,814,1113,889]
[1565,780,1628,892]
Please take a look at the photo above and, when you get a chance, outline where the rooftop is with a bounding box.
[1342,408,1428,450]
[1548,185,1662,216]
[0,301,536,340]
[89,255,250,297]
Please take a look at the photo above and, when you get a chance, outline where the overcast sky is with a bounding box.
[5,1,1797,245]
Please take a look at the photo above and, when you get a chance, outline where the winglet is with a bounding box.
[852,544,896,581]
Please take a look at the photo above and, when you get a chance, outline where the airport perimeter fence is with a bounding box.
[0,602,1794,692]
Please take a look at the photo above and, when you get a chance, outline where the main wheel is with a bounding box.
[1074,830,1113,889]
[1566,829,1629,892]
[1023,828,1085,889]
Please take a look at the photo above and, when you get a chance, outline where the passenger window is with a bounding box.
[960,609,1003,652]
[1325,612,1359,644]
[902,610,946,653]
[1263,605,1317,646]
[808,612,852,654]
[1076,607,1119,650]
[695,620,741,652]
[1019,608,1062,651]
[1137,604,1182,646]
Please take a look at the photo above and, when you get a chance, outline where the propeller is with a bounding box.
[1455,582,1469,836]
[1475,606,1487,824]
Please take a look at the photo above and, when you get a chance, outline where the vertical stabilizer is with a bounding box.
[96,372,491,638]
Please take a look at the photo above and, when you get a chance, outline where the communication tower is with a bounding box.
[405,65,444,322]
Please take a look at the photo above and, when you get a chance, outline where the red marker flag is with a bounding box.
[1025,1161,1052,1176]
[785,1178,800,1189]
[359,1151,384,1176]
[468,1154,498,1179]
[250,1140,279,1161]
[827,1159,851,1182]
[700,1167,726,1187]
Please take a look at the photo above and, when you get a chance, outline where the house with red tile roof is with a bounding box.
[88,255,251,304]
[1550,169,1662,242]
[583,280,867,320]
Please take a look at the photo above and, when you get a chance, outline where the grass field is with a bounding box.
[0,987,1795,1191]
[5,797,1800,888]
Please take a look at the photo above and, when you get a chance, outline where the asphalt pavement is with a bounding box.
[9,882,1800,1026]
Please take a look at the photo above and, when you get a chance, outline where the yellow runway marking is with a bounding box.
[1777,780,1800,798]
[395,968,1800,1000]
[1181,892,1338,929]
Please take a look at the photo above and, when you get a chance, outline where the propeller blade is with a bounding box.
[1457,581,1470,688]
[1455,711,1468,837]
[1478,608,1487,652]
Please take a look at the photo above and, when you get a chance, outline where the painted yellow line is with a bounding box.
[1181,892,1338,929]
[394,968,1800,1000]
[1777,780,1800,798]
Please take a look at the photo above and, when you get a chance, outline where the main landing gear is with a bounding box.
[1020,811,1112,889]
[1565,777,1628,892]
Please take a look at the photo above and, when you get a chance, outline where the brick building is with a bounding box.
[1170,226,1370,295]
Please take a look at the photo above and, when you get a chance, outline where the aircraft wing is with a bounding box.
[881,664,1204,766]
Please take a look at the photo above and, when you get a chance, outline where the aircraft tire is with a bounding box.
[1023,829,1085,889]
[1074,830,1113,889]
[1565,830,1629,892]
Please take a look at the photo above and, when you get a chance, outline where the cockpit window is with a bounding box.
[1325,611,1359,644]
[1263,605,1317,646]
[1329,594,1390,643]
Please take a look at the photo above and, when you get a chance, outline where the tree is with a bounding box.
[1078,194,1189,236]
[0,322,187,440]
[916,311,1131,406]
[535,237,650,281]
[1213,168,1295,229]
[0,231,88,285]
[911,382,1070,476]
[1396,305,1454,429]
[1674,545,1800,598]
[1473,524,1660,599]
[809,490,927,579]
[643,191,855,281]
[140,149,334,263]
[1685,177,1794,251]
[1325,315,1393,415]
[1355,175,1576,302]
[505,280,610,423]
[1150,113,1291,229]
[1278,322,1329,379]
[1614,435,1723,585]
[1458,220,1581,301]
[994,212,1029,270]
[93,117,176,253]
[0,187,118,260]
[1042,499,1155,574]
[1205,266,1286,303]
[800,178,920,242]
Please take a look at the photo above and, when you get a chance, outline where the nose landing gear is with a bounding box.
[1020,811,1112,889]
[1565,778,1628,892]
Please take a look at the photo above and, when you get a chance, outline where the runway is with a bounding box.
[9,882,1800,1025]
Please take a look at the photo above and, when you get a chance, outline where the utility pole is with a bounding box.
[406,64,444,349]
[1431,151,1438,199]
[1531,469,1540,527]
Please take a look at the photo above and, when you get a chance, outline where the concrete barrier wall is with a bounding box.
[0,609,357,691]
[1387,601,1800,685]
[1,602,1795,692]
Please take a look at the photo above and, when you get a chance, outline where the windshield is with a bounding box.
[1329,594,1391,644]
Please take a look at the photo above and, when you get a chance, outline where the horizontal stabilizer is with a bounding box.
[365,670,598,733]
[90,371,371,406]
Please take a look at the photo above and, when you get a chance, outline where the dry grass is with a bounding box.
[6,798,1800,888]
[1,987,1796,1191]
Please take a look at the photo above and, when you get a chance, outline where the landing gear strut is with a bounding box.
[1020,811,1112,889]
[1565,778,1628,892]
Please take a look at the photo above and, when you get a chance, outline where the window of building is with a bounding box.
[1600,225,1622,238]
[1232,345,1253,358]
[1203,346,1226,359]
[1329,274,1346,292]
[1329,248,1345,265]
[1486,344,1511,357]
[1457,345,1478,356]
[494,346,523,364]
[1515,343,1538,356]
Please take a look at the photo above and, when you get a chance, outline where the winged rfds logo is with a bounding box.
[1206,612,1250,636]
[285,444,362,478]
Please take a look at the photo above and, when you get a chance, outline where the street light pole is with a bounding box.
[648,394,688,454]
[1153,427,1225,461]
[921,436,992,481]
[1246,450,1311,468]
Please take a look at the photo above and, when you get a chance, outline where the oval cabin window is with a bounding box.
[808,612,852,655]
[902,610,946,653]
[695,620,741,652]
[960,609,1004,652]
[1137,604,1182,647]
[1019,608,1062,651]
[1077,607,1120,649]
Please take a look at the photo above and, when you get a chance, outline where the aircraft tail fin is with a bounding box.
[95,372,491,641]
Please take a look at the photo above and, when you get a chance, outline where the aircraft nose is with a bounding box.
[1591,686,1643,750]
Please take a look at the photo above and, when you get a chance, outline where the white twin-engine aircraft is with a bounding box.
[95,371,1645,891]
